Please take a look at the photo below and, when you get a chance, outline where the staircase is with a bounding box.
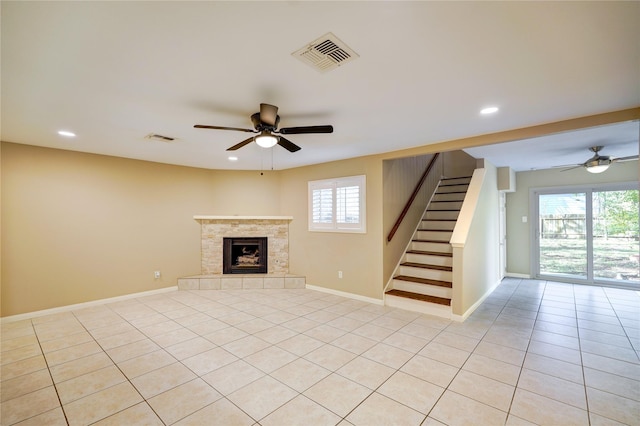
[385,176,471,317]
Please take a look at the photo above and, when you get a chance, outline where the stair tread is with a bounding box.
[412,239,451,243]
[393,275,452,287]
[401,262,452,272]
[406,250,453,257]
[421,219,457,221]
[417,229,453,232]
[386,289,451,306]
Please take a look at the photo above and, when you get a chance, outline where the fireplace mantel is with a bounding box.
[194,215,293,221]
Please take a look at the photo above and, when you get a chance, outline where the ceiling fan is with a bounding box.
[561,146,638,173]
[194,103,333,152]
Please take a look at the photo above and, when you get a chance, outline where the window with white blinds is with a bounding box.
[308,175,366,233]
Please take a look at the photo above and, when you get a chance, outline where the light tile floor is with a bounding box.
[1,278,639,425]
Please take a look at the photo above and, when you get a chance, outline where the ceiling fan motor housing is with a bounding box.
[251,112,280,132]
[586,156,611,168]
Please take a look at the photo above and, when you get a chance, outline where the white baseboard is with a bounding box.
[452,278,502,322]
[1,286,178,324]
[504,272,531,279]
[305,284,384,306]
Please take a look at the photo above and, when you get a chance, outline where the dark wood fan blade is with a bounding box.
[195,124,256,133]
[279,125,333,135]
[226,136,255,151]
[277,136,301,152]
[260,104,279,127]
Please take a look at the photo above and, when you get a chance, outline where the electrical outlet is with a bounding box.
[154,271,161,279]
[338,271,343,279]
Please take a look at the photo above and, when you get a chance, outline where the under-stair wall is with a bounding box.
[450,162,502,320]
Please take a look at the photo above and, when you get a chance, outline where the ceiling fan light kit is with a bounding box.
[585,160,611,174]
[584,146,612,173]
[255,132,278,148]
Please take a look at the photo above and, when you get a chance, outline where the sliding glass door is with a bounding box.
[538,192,589,280]
[533,183,639,287]
[593,189,639,281]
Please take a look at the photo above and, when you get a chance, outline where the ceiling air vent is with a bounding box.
[292,32,359,73]
[145,133,176,142]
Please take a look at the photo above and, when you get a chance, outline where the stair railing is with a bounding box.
[387,153,441,242]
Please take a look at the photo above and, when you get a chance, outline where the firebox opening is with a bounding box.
[223,237,268,274]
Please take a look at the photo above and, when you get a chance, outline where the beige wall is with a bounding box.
[1,141,416,316]
[1,143,281,316]
[442,150,477,178]
[3,111,635,317]
[506,160,639,276]
[451,163,501,317]
[280,155,384,300]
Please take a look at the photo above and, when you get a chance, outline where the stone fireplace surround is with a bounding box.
[178,216,305,290]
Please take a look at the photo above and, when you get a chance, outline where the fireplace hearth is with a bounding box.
[223,237,268,274]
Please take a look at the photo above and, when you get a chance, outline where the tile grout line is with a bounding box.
[21,318,72,426]
[572,282,593,426]
[140,297,261,426]
[481,277,534,423]
[72,304,172,425]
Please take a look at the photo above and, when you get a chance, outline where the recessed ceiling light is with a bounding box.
[228,156,238,161]
[480,107,499,115]
[57,130,76,137]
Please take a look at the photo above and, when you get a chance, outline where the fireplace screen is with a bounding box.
[223,237,268,274]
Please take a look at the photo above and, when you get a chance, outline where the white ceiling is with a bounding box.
[2,1,639,171]
[464,120,639,172]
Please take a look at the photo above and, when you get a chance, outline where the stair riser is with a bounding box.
[411,241,452,253]
[423,210,460,220]
[420,220,456,230]
[385,295,452,318]
[404,253,452,267]
[432,192,466,202]
[415,230,451,241]
[429,201,463,210]
[391,280,452,299]
[437,184,469,194]
[441,177,471,186]
[399,266,452,281]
